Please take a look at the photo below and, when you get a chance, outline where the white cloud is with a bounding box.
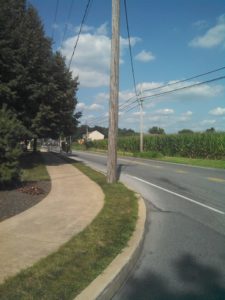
[135,50,155,62]
[75,24,94,34]
[201,119,216,125]
[178,110,193,122]
[76,102,103,111]
[120,36,141,47]
[119,90,136,102]
[184,110,193,116]
[132,111,146,116]
[209,107,225,116]
[124,117,139,124]
[96,22,108,35]
[76,102,86,110]
[89,103,104,111]
[189,14,225,48]
[192,20,209,30]
[95,92,109,103]
[156,108,174,115]
[148,115,161,122]
[61,23,140,88]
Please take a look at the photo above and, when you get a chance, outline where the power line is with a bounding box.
[123,0,139,99]
[68,0,92,69]
[141,75,225,101]
[60,0,75,46]
[119,74,225,112]
[83,73,225,127]
[142,65,225,93]
[119,65,225,111]
[52,0,60,40]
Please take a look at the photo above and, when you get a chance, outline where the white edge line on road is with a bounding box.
[130,176,225,215]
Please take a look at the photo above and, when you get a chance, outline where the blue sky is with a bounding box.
[29,0,225,133]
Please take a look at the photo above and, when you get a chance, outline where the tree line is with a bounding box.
[0,0,81,186]
[74,125,137,139]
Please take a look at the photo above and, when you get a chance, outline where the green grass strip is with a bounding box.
[72,146,225,170]
[0,157,138,300]
[159,156,225,169]
[20,151,50,182]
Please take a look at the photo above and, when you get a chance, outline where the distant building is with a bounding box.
[83,130,104,141]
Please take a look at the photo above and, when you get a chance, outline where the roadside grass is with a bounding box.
[20,151,50,182]
[159,156,225,169]
[132,151,225,169]
[0,156,138,300]
[72,145,225,170]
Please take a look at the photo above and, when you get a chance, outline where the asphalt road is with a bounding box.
[72,151,225,300]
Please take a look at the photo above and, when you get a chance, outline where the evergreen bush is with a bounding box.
[0,107,28,187]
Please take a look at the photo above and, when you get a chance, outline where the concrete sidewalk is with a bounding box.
[0,152,104,284]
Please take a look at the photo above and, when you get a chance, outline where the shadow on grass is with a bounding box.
[114,253,225,300]
[19,151,44,170]
[44,151,81,166]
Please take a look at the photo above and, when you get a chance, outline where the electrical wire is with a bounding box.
[82,69,225,127]
[119,65,225,111]
[52,0,60,40]
[119,75,225,112]
[142,65,225,93]
[68,0,92,69]
[123,0,139,99]
[84,74,225,127]
[141,75,225,101]
[60,0,75,46]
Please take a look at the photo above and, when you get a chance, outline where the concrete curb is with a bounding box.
[75,195,146,300]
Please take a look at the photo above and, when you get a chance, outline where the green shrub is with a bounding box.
[0,107,28,187]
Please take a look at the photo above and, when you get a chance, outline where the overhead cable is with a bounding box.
[68,0,92,69]
[120,75,225,112]
[142,65,225,93]
[123,0,139,99]
[60,0,75,46]
[52,0,60,40]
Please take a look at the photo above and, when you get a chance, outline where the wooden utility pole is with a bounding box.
[107,0,120,183]
[140,98,144,152]
[139,85,144,152]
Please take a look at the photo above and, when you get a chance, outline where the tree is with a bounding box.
[148,126,165,134]
[32,52,81,140]
[178,129,194,134]
[205,127,215,133]
[0,2,52,133]
[0,1,81,150]
[0,106,29,187]
[118,128,136,136]
[0,0,26,108]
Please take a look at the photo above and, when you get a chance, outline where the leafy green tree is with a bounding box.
[178,129,194,134]
[205,127,215,133]
[148,126,165,134]
[0,2,52,132]
[118,128,137,136]
[0,1,81,150]
[32,52,81,140]
[0,107,28,187]
[0,0,26,107]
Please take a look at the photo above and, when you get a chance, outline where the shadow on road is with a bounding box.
[114,253,225,300]
[117,164,130,180]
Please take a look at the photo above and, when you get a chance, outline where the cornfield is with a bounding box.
[92,133,225,159]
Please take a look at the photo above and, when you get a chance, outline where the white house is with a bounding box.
[86,130,104,141]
